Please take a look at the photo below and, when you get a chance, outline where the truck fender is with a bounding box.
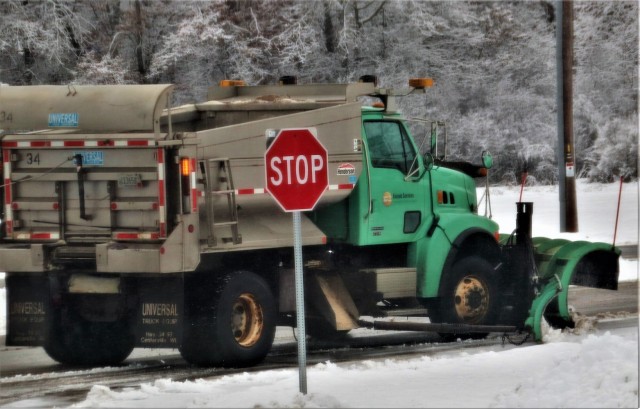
[412,220,499,299]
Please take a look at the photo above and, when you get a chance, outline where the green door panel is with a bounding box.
[362,120,426,245]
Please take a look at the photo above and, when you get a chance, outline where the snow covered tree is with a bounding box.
[0,0,635,182]
[0,0,92,84]
[574,1,638,181]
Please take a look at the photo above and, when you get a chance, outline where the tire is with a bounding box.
[429,256,501,341]
[180,270,277,367]
[44,308,134,366]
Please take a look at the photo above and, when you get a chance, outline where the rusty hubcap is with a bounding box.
[453,275,490,324]
[231,293,264,347]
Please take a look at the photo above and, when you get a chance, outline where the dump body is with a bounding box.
[0,83,373,271]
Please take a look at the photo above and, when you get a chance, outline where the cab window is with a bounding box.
[364,121,417,175]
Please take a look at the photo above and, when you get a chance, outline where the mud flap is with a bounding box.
[306,271,360,331]
[134,276,183,348]
[6,275,49,346]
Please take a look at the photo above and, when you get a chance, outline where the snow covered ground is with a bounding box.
[0,180,638,408]
[481,179,638,247]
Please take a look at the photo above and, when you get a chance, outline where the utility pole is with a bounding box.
[556,0,578,232]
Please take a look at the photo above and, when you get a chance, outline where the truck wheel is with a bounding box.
[430,256,500,340]
[180,270,276,367]
[44,309,134,366]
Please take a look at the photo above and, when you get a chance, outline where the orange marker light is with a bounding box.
[408,78,434,89]
[219,79,246,87]
[180,157,191,176]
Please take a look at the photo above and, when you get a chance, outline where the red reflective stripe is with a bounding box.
[156,148,166,237]
[3,139,154,148]
[64,140,84,147]
[4,179,10,204]
[13,232,60,240]
[3,148,12,234]
[30,233,54,240]
[190,159,197,182]
[128,140,150,147]
[114,232,160,240]
[157,149,165,206]
[236,183,355,195]
[190,158,197,212]
[158,181,165,206]
[115,233,139,240]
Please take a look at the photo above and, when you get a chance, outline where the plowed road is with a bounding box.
[1,280,637,407]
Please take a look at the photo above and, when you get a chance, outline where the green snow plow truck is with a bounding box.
[0,76,619,367]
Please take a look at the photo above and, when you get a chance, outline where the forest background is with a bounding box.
[0,0,637,184]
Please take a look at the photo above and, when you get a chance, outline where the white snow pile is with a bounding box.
[68,328,638,408]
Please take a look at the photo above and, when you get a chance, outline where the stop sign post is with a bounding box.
[264,128,328,395]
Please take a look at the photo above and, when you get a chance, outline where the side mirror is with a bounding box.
[482,151,493,169]
[423,152,434,171]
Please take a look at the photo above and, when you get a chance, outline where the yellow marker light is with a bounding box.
[180,157,191,176]
[219,79,246,87]
[409,78,434,89]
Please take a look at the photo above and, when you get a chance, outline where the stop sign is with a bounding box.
[264,128,328,212]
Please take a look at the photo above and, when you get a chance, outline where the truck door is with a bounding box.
[363,120,426,245]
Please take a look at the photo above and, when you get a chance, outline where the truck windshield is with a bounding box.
[364,121,417,175]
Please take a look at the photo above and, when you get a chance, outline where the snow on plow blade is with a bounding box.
[526,237,621,341]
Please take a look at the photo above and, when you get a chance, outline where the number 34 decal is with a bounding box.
[0,111,13,123]
[26,153,40,165]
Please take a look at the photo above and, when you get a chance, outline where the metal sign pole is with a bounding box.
[292,210,307,394]
[265,128,326,396]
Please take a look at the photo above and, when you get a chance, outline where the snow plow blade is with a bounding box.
[526,237,621,341]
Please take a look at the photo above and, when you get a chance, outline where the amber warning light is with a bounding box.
[180,157,192,209]
[180,157,191,176]
[409,78,434,89]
